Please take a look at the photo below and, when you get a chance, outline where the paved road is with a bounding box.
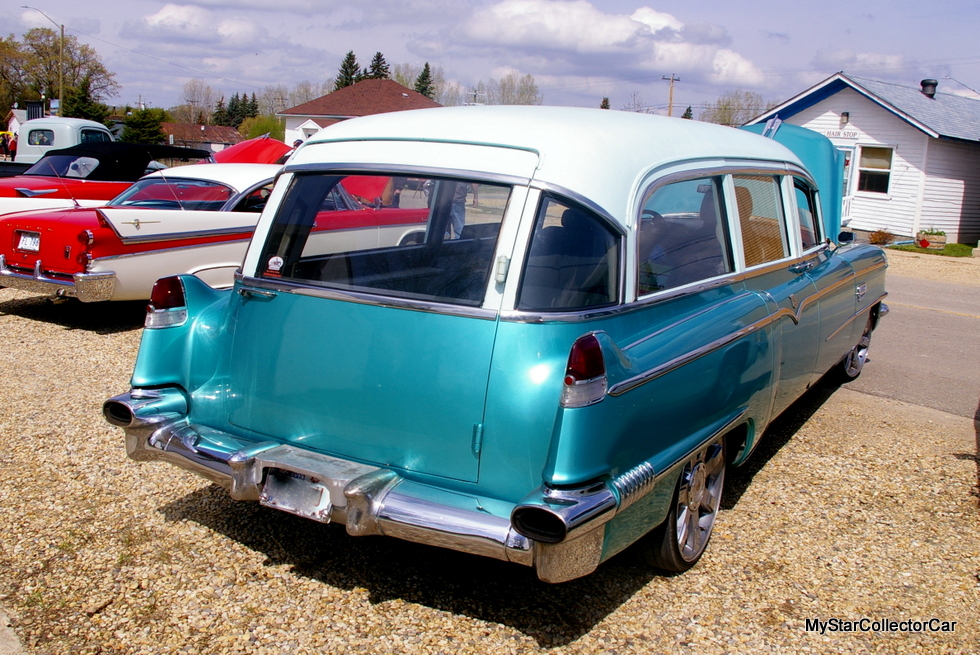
[849,274,980,420]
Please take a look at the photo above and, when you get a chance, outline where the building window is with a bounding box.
[857,146,893,194]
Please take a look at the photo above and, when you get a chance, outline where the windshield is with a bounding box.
[109,177,235,211]
[259,172,511,307]
[24,155,103,179]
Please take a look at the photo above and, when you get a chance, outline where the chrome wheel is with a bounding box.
[839,316,873,380]
[643,437,726,572]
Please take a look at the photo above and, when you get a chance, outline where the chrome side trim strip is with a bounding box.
[608,314,775,396]
[824,293,888,342]
[115,226,254,245]
[237,275,499,321]
[96,237,252,262]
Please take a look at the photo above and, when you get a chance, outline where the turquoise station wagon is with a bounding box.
[104,107,887,583]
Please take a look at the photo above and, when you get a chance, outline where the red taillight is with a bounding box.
[145,276,188,328]
[564,334,605,384]
[149,276,186,311]
[561,334,607,408]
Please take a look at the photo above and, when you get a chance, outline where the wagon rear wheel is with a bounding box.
[836,315,874,382]
[642,436,725,572]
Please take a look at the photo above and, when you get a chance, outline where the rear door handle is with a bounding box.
[788,261,814,274]
[238,286,277,299]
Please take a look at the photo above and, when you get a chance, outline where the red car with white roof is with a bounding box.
[0,164,427,301]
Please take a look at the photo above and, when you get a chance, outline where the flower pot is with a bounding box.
[916,232,946,250]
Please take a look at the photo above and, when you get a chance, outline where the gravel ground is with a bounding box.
[0,249,978,654]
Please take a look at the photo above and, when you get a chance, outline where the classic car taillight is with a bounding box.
[78,229,95,246]
[560,333,607,408]
[145,276,187,328]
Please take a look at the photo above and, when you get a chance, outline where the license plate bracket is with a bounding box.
[259,468,333,522]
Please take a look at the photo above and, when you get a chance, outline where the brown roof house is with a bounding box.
[161,123,244,156]
[278,79,441,145]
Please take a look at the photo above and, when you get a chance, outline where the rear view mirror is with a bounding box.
[838,231,855,243]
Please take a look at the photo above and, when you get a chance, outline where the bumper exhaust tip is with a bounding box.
[103,399,136,427]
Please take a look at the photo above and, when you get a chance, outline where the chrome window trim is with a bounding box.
[513,189,627,313]
[281,162,532,189]
[236,273,499,321]
[221,177,277,212]
[500,245,831,324]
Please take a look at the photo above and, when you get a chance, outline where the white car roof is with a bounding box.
[144,163,281,192]
[294,106,805,225]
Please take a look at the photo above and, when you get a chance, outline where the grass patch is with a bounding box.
[888,242,975,257]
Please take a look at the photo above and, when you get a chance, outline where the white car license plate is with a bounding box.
[259,468,333,523]
[17,231,40,252]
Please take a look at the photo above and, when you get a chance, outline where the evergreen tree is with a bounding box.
[248,93,260,118]
[367,52,390,79]
[61,74,111,124]
[414,62,434,99]
[681,105,693,119]
[226,93,239,126]
[120,107,167,144]
[600,97,610,109]
[335,51,360,90]
[212,97,230,126]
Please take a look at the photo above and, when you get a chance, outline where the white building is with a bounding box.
[749,73,980,245]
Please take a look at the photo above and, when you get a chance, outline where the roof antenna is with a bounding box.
[761,116,782,139]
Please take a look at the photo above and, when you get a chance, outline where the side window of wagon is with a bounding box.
[733,174,789,267]
[260,173,510,307]
[638,176,733,295]
[28,129,54,146]
[518,196,620,311]
[793,178,821,250]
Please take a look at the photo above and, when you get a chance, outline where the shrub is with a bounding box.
[868,229,893,245]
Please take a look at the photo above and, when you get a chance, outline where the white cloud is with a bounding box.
[457,0,762,82]
[129,4,264,48]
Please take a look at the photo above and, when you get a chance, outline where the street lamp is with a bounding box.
[21,5,63,117]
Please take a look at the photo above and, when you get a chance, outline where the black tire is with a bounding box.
[642,437,725,572]
[834,315,874,382]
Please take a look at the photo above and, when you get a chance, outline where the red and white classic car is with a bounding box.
[0,164,429,302]
[0,136,294,218]
[0,142,210,216]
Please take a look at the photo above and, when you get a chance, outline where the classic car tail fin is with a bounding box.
[560,333,607,408]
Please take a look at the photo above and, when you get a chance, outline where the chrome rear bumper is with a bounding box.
[104,388,635,582]
[0,254,115,302]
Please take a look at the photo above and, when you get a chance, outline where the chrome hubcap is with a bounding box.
[675,441,725,562]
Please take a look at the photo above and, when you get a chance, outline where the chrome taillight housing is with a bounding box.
[560,333,607,408]
[145,276,188,328]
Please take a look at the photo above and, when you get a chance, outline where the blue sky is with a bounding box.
[6,0,980,113]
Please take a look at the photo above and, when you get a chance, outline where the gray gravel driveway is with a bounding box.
[0,250,977,654]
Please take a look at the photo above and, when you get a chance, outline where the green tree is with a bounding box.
[600,97,610,109]
[335,51,360,90]
[120,107,167,144]
[681,105,693,119]
[0,35,27,115]
[61,73,110,124]
[238,114,285,141]
[414,62,434,99]
[212,98,231,126]
[700,89,775,127]
[367,52,390,79]
[20,28,118,106]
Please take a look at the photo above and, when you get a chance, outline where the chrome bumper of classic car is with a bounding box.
[0,255,115,302]
[104,388,661,582]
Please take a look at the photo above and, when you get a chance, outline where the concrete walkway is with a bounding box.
[0,610,23,654]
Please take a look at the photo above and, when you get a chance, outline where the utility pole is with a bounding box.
[662,74,680,117]
[22,6,63,116]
